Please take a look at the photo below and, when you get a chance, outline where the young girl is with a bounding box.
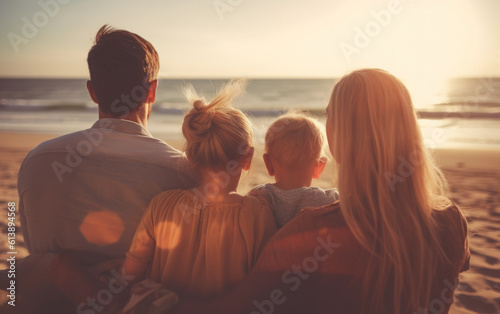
[120,80,276,299]
[249,111,338,228]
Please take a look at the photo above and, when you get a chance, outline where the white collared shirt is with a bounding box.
[18,118,197,265]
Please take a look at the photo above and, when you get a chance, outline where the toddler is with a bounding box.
[250,111,338,228]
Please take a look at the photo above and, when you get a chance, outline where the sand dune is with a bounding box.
[0,132,499,313]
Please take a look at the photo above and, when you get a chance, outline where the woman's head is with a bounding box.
[182,80,253,171]
[326,68,448,205]
[327,69,415,167]
[326,69,450,313]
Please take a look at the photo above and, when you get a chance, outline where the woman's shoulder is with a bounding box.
[237,195,277,229]
[236,195,277,242]
[150,189,192,203]
[432,203,469,250]
[243,192,268,205]
[432,203,468,234]
[432,203,470,273]
[241,194,274,216]
[147,189,205,217]
[433,202,466,218]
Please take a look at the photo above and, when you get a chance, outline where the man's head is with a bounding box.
[87,25,159,120]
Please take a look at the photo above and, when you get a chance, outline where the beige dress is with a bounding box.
[126,189,277,298]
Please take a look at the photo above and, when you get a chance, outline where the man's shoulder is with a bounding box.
[24,130,90,159]
[19,127,196,181]
[24,127,182,162]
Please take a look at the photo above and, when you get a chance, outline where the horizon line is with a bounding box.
[0,75,337,80]
[1,75,498,80]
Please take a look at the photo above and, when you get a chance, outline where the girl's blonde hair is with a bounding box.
[182,79,253,169]
[328,69,451,313]
[265,110,326,168]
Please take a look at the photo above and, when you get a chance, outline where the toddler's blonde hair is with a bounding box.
[265,110,326,168]
[182,79,253,169]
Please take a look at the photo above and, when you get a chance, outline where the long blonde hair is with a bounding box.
[182,79,253,169]
[327,69,451,313]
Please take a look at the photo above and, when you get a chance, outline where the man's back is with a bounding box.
[18,118,197,265]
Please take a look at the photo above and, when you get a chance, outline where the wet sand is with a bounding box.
[0,132,499,313]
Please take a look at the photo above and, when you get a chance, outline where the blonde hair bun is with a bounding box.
[182,79,253,168]
[183,99,216,143]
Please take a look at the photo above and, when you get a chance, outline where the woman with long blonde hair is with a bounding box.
[326,68,469,313]
[171,69,469,314]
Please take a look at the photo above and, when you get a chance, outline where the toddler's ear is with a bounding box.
[263,154,275,176]
[241,147,254,171]
[313,157,327,179]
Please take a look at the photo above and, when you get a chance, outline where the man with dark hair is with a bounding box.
[17,25,197,266]
[86,25,160,121]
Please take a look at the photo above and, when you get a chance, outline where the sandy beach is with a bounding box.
[0,132,499,313]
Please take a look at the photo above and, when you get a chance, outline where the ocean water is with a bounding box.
[1,78,500,148]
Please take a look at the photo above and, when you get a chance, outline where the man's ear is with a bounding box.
[86,80,99,104]
[313,157,327,179]
[263,153,275,176]
[241,147,254,171]
[147,79,158,104]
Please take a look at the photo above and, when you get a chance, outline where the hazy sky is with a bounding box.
[0,0,499,80]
